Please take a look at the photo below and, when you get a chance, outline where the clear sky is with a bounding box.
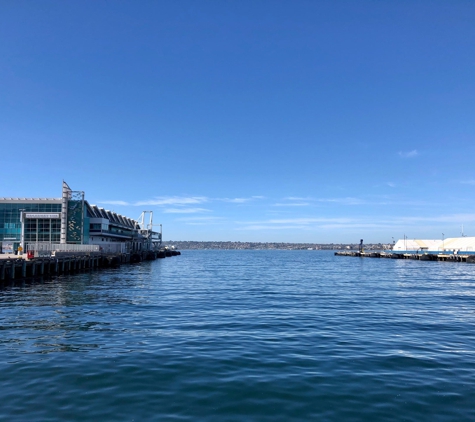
[1,0,474,243]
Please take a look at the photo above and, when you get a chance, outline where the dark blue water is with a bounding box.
[1,250,474,421]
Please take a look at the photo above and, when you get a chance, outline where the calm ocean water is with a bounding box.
[1,250,474,421]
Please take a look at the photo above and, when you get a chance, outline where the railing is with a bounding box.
[27,243,100,253]
[27,243,129,255]
[98,243,127,254]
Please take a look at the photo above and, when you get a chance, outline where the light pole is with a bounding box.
[442,233,445,252]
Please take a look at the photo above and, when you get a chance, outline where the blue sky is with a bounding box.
[1,0,474,243]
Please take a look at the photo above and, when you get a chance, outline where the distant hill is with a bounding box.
[163,241,391,251]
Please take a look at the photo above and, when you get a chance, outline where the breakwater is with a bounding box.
[0,249,181,282]
[335,250,475,263]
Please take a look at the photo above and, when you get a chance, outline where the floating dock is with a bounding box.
[0,249,181,282]
[335,251,475,263]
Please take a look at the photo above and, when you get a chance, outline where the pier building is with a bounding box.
[392,239,442,253]
[393,237,475,254]
[0,181,161,255]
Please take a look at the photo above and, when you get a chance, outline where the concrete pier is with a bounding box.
[0,249,181,282]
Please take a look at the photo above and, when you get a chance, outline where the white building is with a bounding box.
[393,237,475,253]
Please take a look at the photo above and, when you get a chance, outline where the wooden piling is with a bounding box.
[335,250,475,264]
[0,248,180,284]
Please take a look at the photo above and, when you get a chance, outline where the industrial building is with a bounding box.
[393,237,475,254]
[0,181,161,255]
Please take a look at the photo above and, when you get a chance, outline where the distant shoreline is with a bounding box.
[163,241,391,251]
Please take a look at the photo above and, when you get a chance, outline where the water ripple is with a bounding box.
[1,251,475,421]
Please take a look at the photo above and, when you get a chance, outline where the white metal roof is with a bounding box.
[393,239,441,251]
[394,237,475,252]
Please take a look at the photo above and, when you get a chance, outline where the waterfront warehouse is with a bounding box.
[393,237,475,254]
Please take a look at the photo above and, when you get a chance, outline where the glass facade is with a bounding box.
[0,203,62,242]
[24,218,61,243]
[65,190,89,244]
[0,183,126,254]
[0,202,62,253]
[66,199,83,243]
[83,213,90,244]
[1,182,138,254]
